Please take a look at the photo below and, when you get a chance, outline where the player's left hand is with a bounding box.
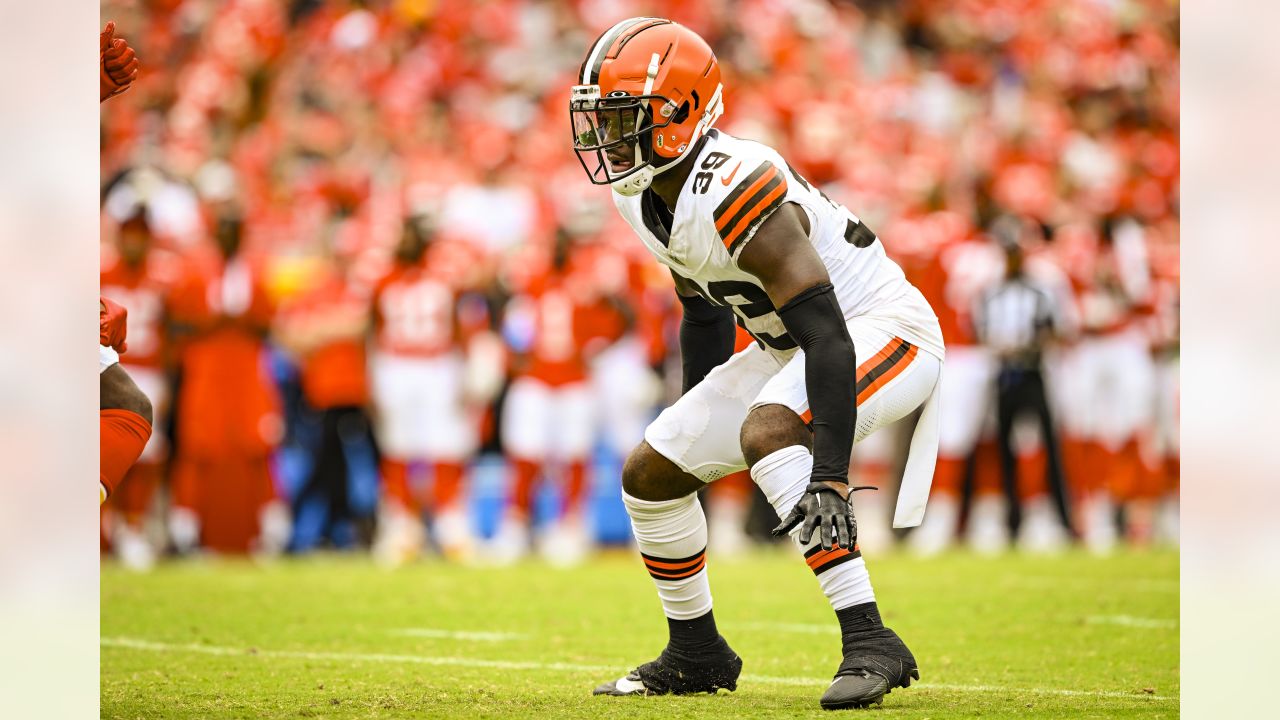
[100,296,129,354]
[772,481,857,551]
[100,21,140,102]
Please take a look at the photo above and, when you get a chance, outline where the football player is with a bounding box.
[1068,216,1157,552]
[100,21,150,507]
[101,297,153,506]
[166,214,284,554]
[902,218,1002,555]
[369,216,489,564]
[101,210,177,568]
[572,19,944,710]
[494,231,603,566]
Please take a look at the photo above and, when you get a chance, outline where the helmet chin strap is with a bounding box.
[610,164,655,197]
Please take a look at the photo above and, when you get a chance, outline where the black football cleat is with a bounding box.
[820,626,920,710]
[593,638,742,697]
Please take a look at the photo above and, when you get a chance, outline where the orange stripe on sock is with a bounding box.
[804,546,852,571]
[646,558,707,579]
[643,553,706,571]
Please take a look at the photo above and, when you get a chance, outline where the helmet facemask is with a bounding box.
[571,84,680,196]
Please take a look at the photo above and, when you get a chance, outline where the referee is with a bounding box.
[972,237,1072,537]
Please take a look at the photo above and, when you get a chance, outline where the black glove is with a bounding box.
[772,482,858,551]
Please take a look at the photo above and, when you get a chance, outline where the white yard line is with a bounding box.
[101,636,1174,702]
[1085,615,1178,629]
[742,615,1176,635]
[390,628,526,642]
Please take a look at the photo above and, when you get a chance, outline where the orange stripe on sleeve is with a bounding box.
[721,180,789,250]
[714,166,779,232]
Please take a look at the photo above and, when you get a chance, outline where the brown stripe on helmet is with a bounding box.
[613,18,673,59]
[583,18,669,86]
[581,20,642,84]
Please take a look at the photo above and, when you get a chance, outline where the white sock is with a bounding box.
[623,491,712,620]
[751,445,876,610]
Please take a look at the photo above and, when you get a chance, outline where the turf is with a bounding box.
[102,548,1178,719]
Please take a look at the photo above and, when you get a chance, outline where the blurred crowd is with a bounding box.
[99,0,1179,568]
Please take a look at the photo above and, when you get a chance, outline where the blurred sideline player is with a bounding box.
[902,216,1001,555]
[167,214,286,554]
[101,210,178,569]
[272,222,377,552]
[494,231,609,566]
[584,245,662,462]
[101,299,152,507]
[1054,217,1155,552]
[554,196,663,466]
[572,20,943,709]
[369,217,499,564]
[100,21,152,512]
[1147,239,1179,546]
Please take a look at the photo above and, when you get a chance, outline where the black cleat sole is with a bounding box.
[820,668,919,710]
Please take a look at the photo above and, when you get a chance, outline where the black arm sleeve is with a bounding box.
[776,283,856,482]
[678,291,736,394]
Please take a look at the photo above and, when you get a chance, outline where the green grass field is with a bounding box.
[102,548,1178,719]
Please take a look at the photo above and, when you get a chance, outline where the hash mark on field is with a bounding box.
[1085,615,1178,629]
[390,628,525,642]
[102,636,1174,702]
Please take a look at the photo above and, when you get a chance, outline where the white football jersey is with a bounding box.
[614,130,944,361]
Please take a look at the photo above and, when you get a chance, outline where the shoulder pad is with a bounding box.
[710,159,789,256]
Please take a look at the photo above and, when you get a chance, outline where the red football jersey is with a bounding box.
[279,268,371,410]
[933,237,1004,348]
[511,262,616,387]
[521,274,590,386]
[99,252,180,368]
[372,262,459,358]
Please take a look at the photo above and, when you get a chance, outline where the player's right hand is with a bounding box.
[772,481,857,551]
[100,21,140,102]
[100,296,129,354]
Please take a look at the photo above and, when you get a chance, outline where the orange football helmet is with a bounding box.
[571,18,724,196]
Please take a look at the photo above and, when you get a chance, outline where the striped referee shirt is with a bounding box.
[973,275,1062,363]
